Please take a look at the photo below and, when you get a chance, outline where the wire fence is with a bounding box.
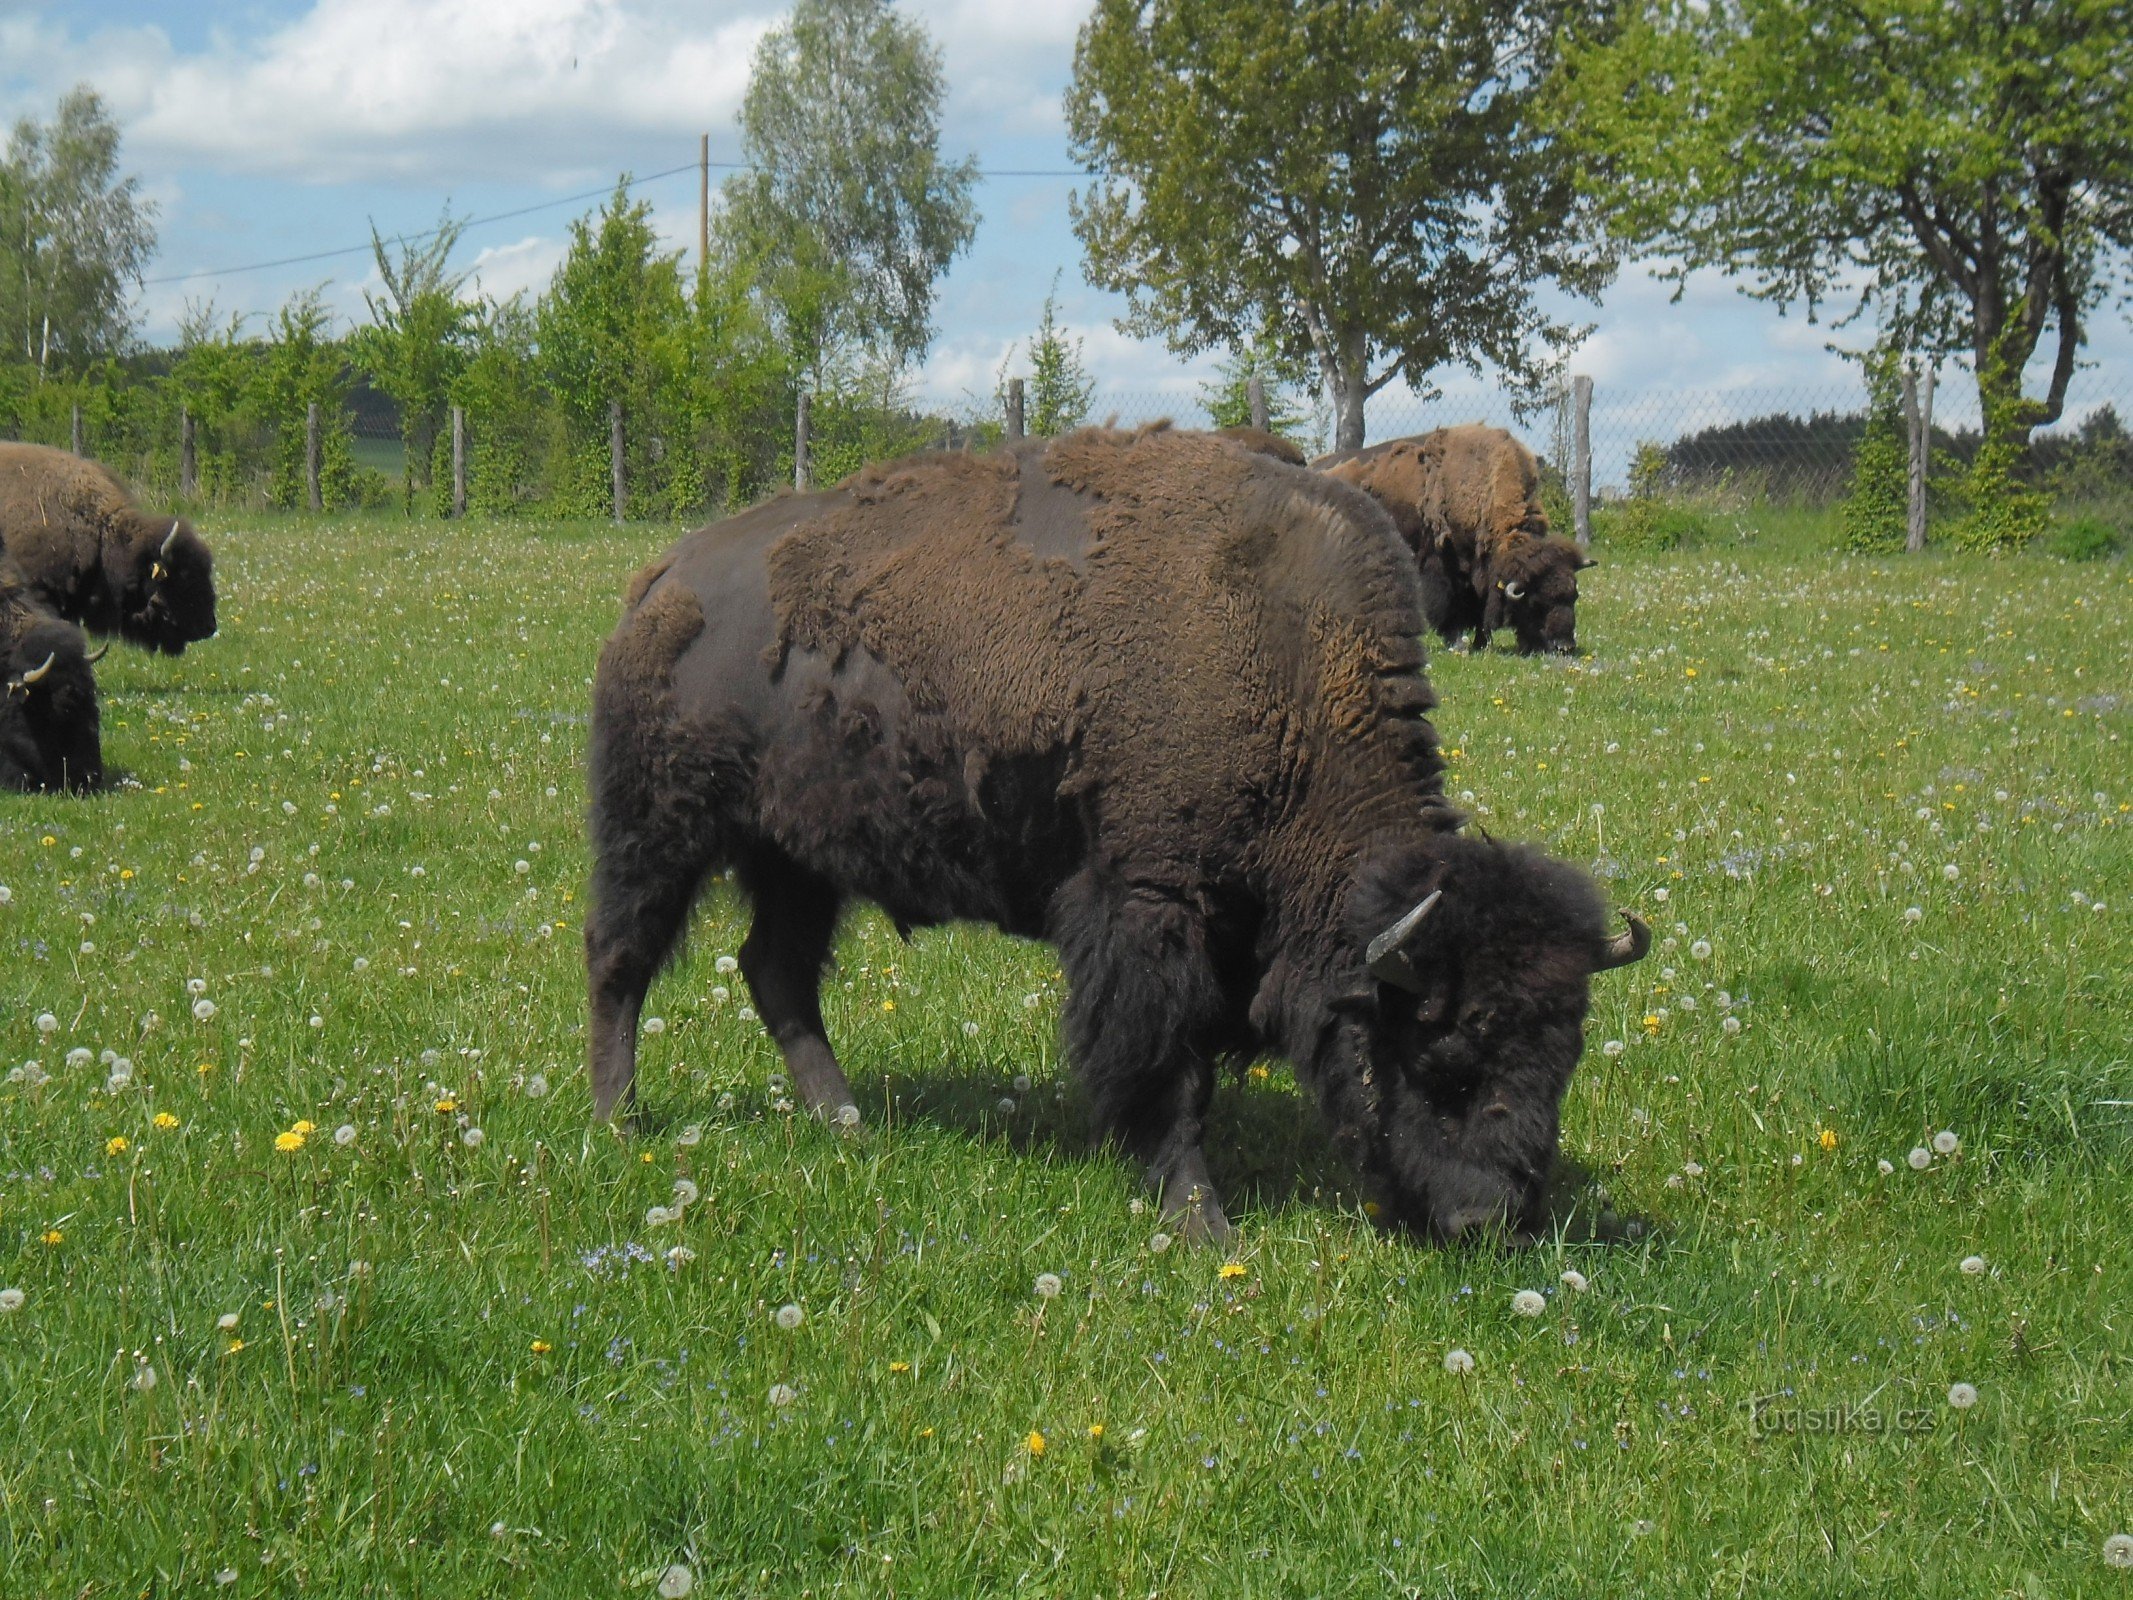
[5,363,2131,525]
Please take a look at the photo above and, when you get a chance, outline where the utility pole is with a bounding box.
[699,133,711,282]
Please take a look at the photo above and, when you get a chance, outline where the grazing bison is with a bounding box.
[1317,425,1595,655]
[2,584,104,793]
[586,426,1646,1243]
[0,442,217,655]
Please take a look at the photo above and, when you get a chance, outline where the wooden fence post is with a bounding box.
[794,391,811,491]
[1906,365,1934,553]
[179,407,197,498]
[1006,377,1025,441]
[451,406,467,519]
[1571,374,1593,547]
[1247,374,1268,432]
[70,404,83,456]
[610,400,626,524]
[305,402,322,511]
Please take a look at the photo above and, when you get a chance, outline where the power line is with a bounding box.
[138,157,1096,289]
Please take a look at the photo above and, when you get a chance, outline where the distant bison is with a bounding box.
[2,582,104,793]
[586,425,1646,1243]
[0,442,217,656]
[1318,425,1594,655]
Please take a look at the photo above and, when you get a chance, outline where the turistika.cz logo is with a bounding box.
[1742,1395,1940,1437]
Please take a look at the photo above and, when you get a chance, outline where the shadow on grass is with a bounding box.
[848,1056,1657,1249]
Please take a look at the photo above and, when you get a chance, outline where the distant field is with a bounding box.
[2,513,2128,1596]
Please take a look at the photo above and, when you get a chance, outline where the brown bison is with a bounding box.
[1317,425,1595,655]
[585,425,1646,1244]
[0,442,217,656]
[2,581,104,793]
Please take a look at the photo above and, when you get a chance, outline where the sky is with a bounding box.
[3,0,2127,472]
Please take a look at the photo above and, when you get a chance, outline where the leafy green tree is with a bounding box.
[1199,324,1319,448]
[1015,277,1095,437]
[535,181,698,516]
[1067,0,1613,450]
[448,294,551,515]
[351,210,475,513]
[725,0,979,384]
[252,289,358,511]
[0,86,158,374]
[168,301,261,503]
[1559,0,2133,487]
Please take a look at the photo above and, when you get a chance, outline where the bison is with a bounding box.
[586,426,1646,1243]
[2,583,104,793]
[1317,425,1595,655]
[0,442,217,656]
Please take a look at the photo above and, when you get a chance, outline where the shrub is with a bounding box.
[1839,351,1909,553]
[2043,515,2123,562]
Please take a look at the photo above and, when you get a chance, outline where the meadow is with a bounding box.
[2,507,2129,1597]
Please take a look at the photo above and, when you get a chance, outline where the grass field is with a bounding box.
[3,511,2129,1596]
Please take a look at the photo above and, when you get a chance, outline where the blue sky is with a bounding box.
[4,0,2125,469]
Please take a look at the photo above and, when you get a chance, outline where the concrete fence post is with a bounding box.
[610,400,626,524]
[451,405,467,519]
[1571,374,1594,547]
[70,404,83,456]
[794,391,811,491]
[1006,377,1026,441]
[1247,374,1268,433]
[1906,365,1934,553]
[305,401,322,511]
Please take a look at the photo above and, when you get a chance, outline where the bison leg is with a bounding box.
[737,855,858,1126]
[586,849,712,1122]
[1055,874,1233,1244]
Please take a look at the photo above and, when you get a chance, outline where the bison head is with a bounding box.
[118,516,217,655]
[3,618,103,793]
[1336,834,1646,1241]
[1490,537,1594,656]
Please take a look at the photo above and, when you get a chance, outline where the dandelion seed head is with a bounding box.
[641,1016,666,1036]
[460,1126,485,1148]
[1933,1129,1960,1155]
[767,1382,797,1408]
[1512,1289,1546,1317]
[1690,939,1712,961]
[775,1303,804,1331]
[1560,1269,1589,1293]
[1034,1272,1063,1299]
[1947,1382,1978,1410]
[672,1178,699,1207]
[1149,1232,1173,1254]
[2103,1533,2133,1569]
[0,1288,24,1314]
[1907,1147,1933,1170]
[1960,1255,1986,1275]
[657,1565,694,1599]
[1443,1348,1475,1375]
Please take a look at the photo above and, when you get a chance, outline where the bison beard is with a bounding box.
[586,426,1645,1243]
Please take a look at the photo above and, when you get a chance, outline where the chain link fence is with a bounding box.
[6,363,2130,526]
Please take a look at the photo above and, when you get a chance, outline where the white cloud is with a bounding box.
[7,1,777,186]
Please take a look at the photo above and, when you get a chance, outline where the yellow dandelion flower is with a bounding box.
[1025,1430,1046,1458]
[881,999,895,1013]
[1819,1128,1839,1152]
[1642,1014,1663,1034]
[106,1136,129,1156]
[225,1339,245,1354]
[888,1361,911,1374]
[530,1339,553,1355]
[154,1112,180,1130]
[1248,1065,1270,1082]
[433,1096,457,1114]
[1218,1262,1248,1281]
[196,1062,214,1075]
[918,1426,935,1438]
[1087,1424,1105,1440]
[292,1120,317,1136]
[274,1130,306,1153]
[41,1229,63,1247]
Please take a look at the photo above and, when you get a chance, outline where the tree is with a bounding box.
[1,86,157,374]
[1199,322,1320,448]
[351,210,475,512]
[1559,0,2133,480]
[725,0,978,384]
[536,181,699,515]
[252,289,358,511]
[1067,0,1613,450]
[1016,276,1095,437]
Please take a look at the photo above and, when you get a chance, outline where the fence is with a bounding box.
[5,362,2131,530]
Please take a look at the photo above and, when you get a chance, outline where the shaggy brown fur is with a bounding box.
[1317,425,1594,654]
[586,426,1645,1243]
[0,442,217,655]
[1215,426,1308,466]
[2,578,102,793]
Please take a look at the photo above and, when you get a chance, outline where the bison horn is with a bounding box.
[1593,914,1652,972]
[1366,889,1442,993]
[85,642,110,664]
[161,520,181,559]
[1502,581,1527,600]
[20,651,57,686]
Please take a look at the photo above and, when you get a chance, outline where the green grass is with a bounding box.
[3,515,2130,1596]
